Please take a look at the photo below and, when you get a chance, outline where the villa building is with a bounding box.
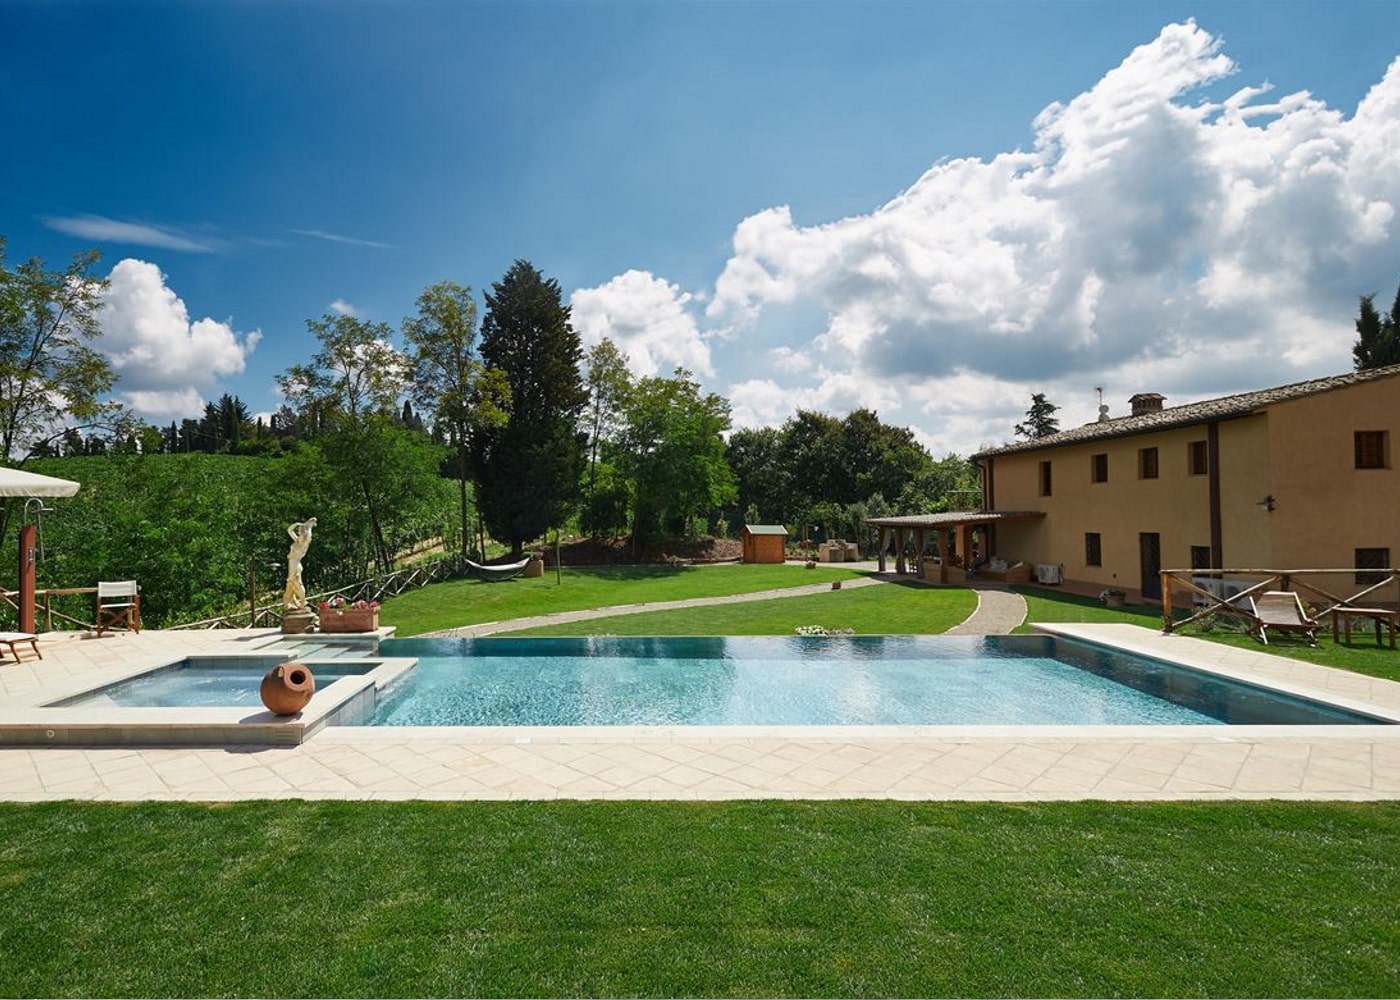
[870,363,1400,603]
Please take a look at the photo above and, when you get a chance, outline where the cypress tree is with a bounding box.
[473,260,588,557]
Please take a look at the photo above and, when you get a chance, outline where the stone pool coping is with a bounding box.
[0,623,1398,801]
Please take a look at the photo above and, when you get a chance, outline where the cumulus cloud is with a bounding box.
[97,259,262,419]
[43,214,220,252]
[574,21,1400,456]
[329,298,358,316]
[570,270,713,377]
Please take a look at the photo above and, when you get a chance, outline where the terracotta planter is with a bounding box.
[260,662,316,715]
[319,608,379,633]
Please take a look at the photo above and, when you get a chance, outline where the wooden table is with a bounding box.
[1330,607,1398,648]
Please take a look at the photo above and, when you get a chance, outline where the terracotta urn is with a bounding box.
[260,661,316,715]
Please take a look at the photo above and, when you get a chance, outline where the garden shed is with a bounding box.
[741,524,788,564]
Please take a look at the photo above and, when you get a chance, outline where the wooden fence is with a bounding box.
[1,554,458,633]
[1160,567,1400,634]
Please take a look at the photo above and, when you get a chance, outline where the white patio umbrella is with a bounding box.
[0,466,80,498]
[2,467,80,633]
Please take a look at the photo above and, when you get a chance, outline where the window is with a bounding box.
[1038,460,1052,497]
[1138,446,1159,480]
[1190,546,1212,571]
[1188,440,1208,476]
[1355,431,1389,469]
[1356,548,1391,586]
[1085,532,1102,567]
[1091,453,1108,483]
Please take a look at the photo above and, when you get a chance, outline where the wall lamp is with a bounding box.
[1256,494,1277,512]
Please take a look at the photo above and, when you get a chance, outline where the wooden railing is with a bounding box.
[0,586,100,633]
[166,555,457,630]
[1,553,458,633]
[1160,567,1400,634]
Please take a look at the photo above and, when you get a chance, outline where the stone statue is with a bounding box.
[283,517,317,609]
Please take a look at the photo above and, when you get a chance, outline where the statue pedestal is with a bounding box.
[281,607,318,635]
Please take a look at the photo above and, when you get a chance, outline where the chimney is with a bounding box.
[1129,392,1165,417]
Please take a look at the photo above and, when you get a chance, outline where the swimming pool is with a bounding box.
[53,655,381,709]
[353,635,1386,727]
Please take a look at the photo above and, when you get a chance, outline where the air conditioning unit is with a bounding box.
[1035,563,1063,585]
[1191,576,1252,607]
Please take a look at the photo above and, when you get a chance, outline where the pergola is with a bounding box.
[865,510,1045,581]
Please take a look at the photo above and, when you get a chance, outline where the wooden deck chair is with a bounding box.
[1247,591,1317,646]
[95,580,141,635]
[0,632,41,663]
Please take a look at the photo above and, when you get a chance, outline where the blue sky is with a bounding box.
[3,0,1399,455]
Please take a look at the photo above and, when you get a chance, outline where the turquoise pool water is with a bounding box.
[54,656,379,709]
[353,635,1383,727]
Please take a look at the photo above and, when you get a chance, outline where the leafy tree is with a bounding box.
[472,261,588,557]
[0,238,126,538]
[578,458,631,539]
[895,453,982,513]
[618,368,736,543]
[0,239,124,464]
[402,280,511,565]
[779,410,844,514]
[725,425,788,529]
[836,408,933,505]
[582,338,632,499]
[1353,278,1400,370]
[1014,393,1060,438]
[279,313,435,573]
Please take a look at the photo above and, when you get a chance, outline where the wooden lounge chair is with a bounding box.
[463,557,532,582]
[0,632,41,663]
[1247,591,1318,646]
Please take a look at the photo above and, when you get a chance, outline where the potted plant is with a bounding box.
[317,596,381,633]
[1099,588,1127,608]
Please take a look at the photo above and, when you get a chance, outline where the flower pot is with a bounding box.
[1105,594,1125,607]
[319,608,379,633]
[260,662,316,715]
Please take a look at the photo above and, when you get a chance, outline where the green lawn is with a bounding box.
[2,800,1396,998]
[10,575,1398,998]
[1014,585,1171,631]
[502,578,978,636]
[380,563,865,635]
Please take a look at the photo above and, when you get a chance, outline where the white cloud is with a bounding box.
[329,298,358,316]
[120,388,208,422]
[290,228,395,249]
[768,346,813,373]
[97,259,262,419]
[564,21,1400,456]
[43,214,219,252]
[570,270,713,377]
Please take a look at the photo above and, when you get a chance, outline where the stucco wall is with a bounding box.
[1264,379,1400,599]
[989,423,1216,593]
[983,371,1400,599]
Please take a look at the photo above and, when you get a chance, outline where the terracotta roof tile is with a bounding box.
[974,363,1400,459]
